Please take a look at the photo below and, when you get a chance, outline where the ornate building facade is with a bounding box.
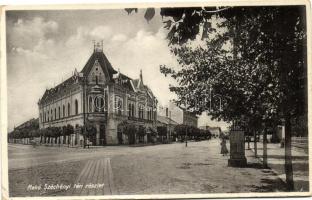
[38,43,158,145]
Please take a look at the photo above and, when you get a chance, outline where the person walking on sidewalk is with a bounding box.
[220,137,229,156]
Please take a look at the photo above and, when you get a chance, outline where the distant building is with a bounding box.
[158,101,198,127]
[13,118,39,131]
[8,118,39,144]
[156,115,178,137]
[38,42,158,146]
[199,125,221,137]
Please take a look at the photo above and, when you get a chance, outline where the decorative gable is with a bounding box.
[87,59,106,84]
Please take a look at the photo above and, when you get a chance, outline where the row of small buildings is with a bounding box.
[28,43,199,146]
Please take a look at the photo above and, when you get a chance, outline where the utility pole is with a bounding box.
[168,111,171,143]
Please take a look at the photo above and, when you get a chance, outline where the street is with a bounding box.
[8,139,288,197]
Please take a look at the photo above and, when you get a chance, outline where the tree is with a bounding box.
[156,126,167,143]
[121,122,137,145]
[82,124,96,137]
[65,124,74,135]
[157,6,306,190]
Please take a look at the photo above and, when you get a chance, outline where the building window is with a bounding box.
[139,104,144,119]
[166,108,168,117]
[94,96,104,112]
[104,90,108,109]
[114,96,123,115]
[75,99,78,115]
[128,102,135,117]
[147,109,149,120]
[132,104,135,117]
[51,109,53,121]
[148,108,152,120]
[58,107,61,119]
[63,105,65,118]
[54,108,57,120]
[68,103,71,116]
[89,97,93,112]
[128,103,131,117]
[48,111,49,122]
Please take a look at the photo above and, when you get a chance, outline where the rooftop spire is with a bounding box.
[140,69,143,83]
[93,40,103,52]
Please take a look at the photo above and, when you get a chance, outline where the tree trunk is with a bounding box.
[253,130,257,157]
[247,135,250,150]
[284,117,294,191]
[185,128,188,147]
[263,128,268,168]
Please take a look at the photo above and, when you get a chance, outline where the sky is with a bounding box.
[6,9,230,131]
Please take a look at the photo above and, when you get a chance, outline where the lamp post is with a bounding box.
[168,111,171,143]
[185,125,188,147]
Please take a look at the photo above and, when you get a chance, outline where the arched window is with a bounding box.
[63,105,65,118]
[139,105,143,119]
[147,109,150,120]
[89,97,93,112]
[128,103,131,117]
[132,104,135,117]
[51,109,53,120]
[58,107,61,119]
[95,96,104,112]
[54,108,57,120]
[75,99,78,115]
[68,103,71,116]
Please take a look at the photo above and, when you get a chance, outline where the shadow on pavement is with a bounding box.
[257,155,309,160]
[244,162,265,169]
[269,163,309,173]
[249,178,288,192]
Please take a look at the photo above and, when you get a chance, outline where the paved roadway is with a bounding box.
[8,139,292,196]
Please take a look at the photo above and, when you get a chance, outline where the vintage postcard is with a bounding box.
[1,1,311,199]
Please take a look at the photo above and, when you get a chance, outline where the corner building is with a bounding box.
[38,44,158,146]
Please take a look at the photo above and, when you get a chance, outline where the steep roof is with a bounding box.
[81,51,117,79]
[113,72,133,91]
[39,75,81,104]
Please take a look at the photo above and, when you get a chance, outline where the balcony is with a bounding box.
[87,111,107,121]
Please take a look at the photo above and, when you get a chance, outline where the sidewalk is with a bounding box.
[248,142,309,191]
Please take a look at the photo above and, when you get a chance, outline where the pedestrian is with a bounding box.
[220,137,228,156]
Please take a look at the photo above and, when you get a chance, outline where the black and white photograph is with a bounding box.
[2,2,311,199]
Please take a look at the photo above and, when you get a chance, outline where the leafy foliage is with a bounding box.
[160,6,306,129]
